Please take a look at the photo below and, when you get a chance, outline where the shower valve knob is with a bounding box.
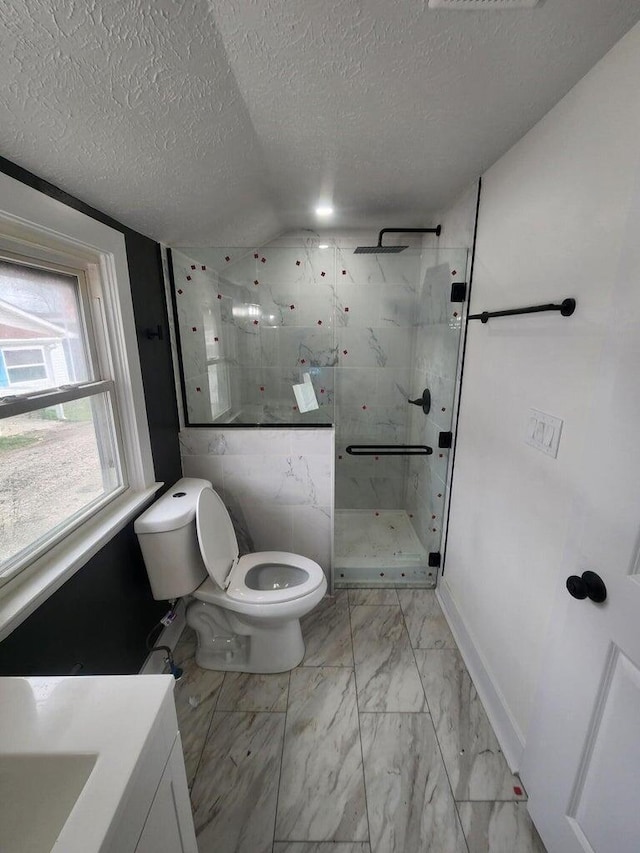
[408,388,431,415]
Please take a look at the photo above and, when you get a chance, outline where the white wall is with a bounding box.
[442,22,640,753]
[436,183,479,254]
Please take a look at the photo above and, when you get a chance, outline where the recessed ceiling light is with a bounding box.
[318,243,329,249]
[315,205,334,218]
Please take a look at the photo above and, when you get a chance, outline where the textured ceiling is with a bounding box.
[1,0,639,245]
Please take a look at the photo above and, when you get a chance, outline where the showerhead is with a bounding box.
[354,244,408,254]
[354,226,441,255]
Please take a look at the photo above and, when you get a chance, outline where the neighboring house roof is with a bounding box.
[0,299,67,342]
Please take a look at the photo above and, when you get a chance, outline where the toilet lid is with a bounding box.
[195,486,239,589]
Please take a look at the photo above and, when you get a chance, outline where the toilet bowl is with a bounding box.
[134,478,327,673]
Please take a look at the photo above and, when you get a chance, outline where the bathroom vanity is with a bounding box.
[0,674,197,852]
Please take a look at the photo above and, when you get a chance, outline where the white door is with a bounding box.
[521,210,640,851]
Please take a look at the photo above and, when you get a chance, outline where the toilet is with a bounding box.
[134,478,327,673]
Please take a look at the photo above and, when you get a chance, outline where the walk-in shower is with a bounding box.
[170,240,466,588]
[331,244,466,588]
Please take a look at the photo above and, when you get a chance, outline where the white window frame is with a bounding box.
[0,171,162,642]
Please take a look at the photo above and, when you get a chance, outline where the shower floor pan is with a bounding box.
[334,509,435,587]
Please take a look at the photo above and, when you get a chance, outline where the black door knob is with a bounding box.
[566,570,607,603]
[408,388,431,415]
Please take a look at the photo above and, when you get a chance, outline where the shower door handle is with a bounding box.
[346,445,433,456]
[408,389,431,415]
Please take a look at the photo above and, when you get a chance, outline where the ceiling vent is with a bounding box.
[429,0,540,8]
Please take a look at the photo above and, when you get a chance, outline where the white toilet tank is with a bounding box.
[134,478,210,600]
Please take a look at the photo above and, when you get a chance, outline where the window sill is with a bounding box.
[0,484,163,643]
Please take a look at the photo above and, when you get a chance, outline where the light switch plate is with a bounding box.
[525,409,563,458]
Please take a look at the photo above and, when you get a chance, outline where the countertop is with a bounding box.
[0,674,176,853]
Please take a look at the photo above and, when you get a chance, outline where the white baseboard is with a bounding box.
[437,579,525,771]
[139,599,187,675]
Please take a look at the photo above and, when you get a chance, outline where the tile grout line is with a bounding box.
[188,664,227,796]
[456,798,533,803]
[271,668,291,851]
[173,627,220,794]
[399,591,471,853]
[346,708,435,713]
[419,644,529,803]
[348,593,373,852]
[350,599,428,716]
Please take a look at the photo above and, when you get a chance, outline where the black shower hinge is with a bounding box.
[438,431,453,448]
[428,552,441,568]
[450,282,467,302]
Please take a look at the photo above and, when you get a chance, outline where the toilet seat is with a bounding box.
[194,485,325,607]
[226,552,325,605]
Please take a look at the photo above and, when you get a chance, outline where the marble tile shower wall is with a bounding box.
[172,244,465,554]
[405,251,467,555]
[173,245,425,509]
[172,248,337,424]
[179,428,333,580]
[334,248,422,510]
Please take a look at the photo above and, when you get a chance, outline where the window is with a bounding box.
[3,348,47,384]
[0,170,158,638]
[0,256,126,581]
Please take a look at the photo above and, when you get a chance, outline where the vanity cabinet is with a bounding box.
[0,675,196,853]
[135,736,197,853]
[102,681,198,853]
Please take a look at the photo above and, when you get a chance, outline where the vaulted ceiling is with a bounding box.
[1,1,639,246]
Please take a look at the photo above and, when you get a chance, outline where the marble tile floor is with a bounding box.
[172,589,546,853]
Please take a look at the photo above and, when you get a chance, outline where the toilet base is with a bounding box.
[186,599,306,673]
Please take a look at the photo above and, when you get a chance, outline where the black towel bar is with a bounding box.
[346,445,433,456]
[469,298,576,323]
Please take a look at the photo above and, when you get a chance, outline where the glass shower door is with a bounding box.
[170,246,336,426]
[333,246,467,588]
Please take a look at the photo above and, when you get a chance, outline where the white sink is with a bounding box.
[0,753,97,853]
[0,675,179,853]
